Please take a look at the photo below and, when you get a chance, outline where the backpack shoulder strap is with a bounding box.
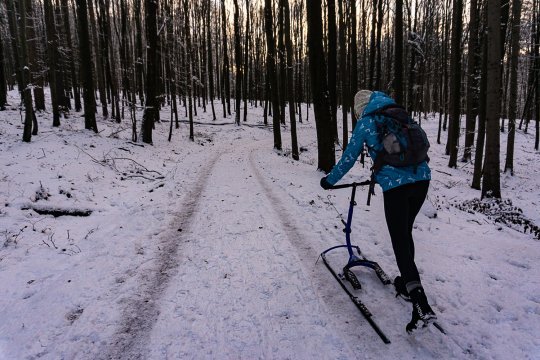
[365,103,410,125]
[364,103,405,117]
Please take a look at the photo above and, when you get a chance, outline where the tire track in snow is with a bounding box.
[104,148,226,360]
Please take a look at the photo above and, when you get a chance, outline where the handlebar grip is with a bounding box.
[329,180,371,189]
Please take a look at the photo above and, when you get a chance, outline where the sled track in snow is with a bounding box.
[104,149,225,360]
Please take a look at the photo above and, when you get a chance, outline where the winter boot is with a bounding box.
[406,287,437,333]
[394,276,410,301]
[405,305,423,333]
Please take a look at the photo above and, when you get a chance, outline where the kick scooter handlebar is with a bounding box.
[326,180,371,189]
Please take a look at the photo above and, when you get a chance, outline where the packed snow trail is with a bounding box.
[100,134,464,359]
[104,147,226,359]
[140,138,357,359]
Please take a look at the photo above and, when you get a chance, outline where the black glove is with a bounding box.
[320,176,332,190]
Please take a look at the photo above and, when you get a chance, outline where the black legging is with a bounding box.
[383,180,429,288]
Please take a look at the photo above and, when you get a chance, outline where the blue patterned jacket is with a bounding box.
[326,91,431,192]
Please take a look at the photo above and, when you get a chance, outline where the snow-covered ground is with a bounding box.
[0,89,539,359]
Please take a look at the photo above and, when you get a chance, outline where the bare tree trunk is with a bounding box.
[306,0,335,171]
[504,0,522,174]
[360,0,367,89]
[463,0,480,162]
[349,0,357,127]
[184,0,194,140]
[264,0,282,149]
[296,0,305,123]
[242,0,250,122]
[88,0,107,118]
[119,0,137,140]
[61,0,81,111]
[77,0,98,132]
[278,1,287,125]
[472,16,487,190]
[482,0,502,198]
[6,0,23,96]
[25,0,45,111]
[141,0,158,143]
[233,0,242,125]
[534,0,540,150]
[44,0,60,126]
[282,0,298,160]
[374,0,384,90]
[369,0,377,89]
[134,0,144,105]
[520,1,536,132]
[0,28,7,110]
[394,0,404,104]
[18,0,35,141]
[205,1,216,120]
[221,0,231,116]
[327,0,338,141]
[100,0,120,122]
[338,0,348,148]
[448,0,463,168]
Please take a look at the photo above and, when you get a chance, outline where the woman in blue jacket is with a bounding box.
[320,90,436,332]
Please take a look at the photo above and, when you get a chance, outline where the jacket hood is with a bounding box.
[362,91,396,117]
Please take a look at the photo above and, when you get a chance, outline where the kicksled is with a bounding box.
[319,181,446,344]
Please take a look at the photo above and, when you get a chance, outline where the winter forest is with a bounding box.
[2,0,540,195]
[1,0,540,358]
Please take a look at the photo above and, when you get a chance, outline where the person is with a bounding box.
[320,90,436,332]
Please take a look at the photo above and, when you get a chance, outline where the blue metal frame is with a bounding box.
[321,183,390,282]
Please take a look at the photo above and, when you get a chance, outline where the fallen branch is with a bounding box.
[435,169,453,176]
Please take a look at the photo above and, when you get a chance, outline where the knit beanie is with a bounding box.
[353,90,373,119]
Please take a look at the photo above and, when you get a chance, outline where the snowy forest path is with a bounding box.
[139,137,357,358]
[102,133,463,359]
[102,137,357,359]
[103,142,227,359]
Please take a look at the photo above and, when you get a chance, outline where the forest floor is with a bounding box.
[1,90,539,359]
